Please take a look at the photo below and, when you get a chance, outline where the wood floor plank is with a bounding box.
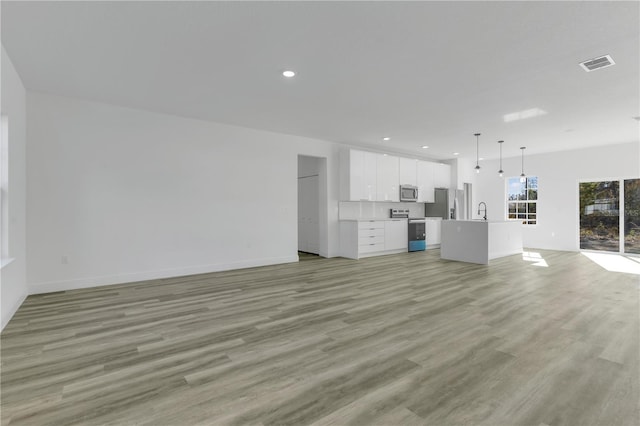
[1,249,638,425]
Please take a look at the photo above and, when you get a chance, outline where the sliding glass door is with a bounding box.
[625,179,640,254]
[579,179,640,254]
[579,181,619,251]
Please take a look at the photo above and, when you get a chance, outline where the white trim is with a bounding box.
[620,179,625,253]
[1,290,27,332]
[29,255,299,294]
[0,257,15,269]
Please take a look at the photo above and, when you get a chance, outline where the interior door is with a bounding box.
[624,179,640,254]
[298,175,319,254]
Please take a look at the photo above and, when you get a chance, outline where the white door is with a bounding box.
[298,175,320,254]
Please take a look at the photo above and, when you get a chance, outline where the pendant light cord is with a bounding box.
[474,133,481,172]
[498,140,504,176]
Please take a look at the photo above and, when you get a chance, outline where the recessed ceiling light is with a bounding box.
[422,145,429,149]
[382,137,390,141]
[453,152,460,156]
[479,157,484,161]
[282,70,296,78]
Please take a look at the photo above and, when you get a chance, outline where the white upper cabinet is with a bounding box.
[417,160,435,203]
[399,157,418,186]
[341,149,377,201]
[376,154,399,202]
[341,149,442,202]
[434,163,451,189]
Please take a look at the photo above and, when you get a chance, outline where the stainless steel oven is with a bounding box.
[408,218,426,251]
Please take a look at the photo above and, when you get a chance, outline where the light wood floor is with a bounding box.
[1,249,638,425]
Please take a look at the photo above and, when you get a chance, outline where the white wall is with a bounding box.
[1,47,28,330]
[475,142,640,251]
[26,92,341,293]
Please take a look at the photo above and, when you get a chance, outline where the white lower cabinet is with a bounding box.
[384,219,408,250]
[340,219,408,259]
[358,221,385,253]
[425,219,442,247]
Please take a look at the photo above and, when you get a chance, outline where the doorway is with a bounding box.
[298,156,324,256]
[579,178,640,254]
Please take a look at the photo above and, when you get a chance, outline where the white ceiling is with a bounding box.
[2,1,639,160]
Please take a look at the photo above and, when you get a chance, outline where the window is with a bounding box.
[507,176,537,225]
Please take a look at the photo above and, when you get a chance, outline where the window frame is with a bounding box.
[506,176,538,225]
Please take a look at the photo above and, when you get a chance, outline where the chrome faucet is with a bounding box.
[478,202,487,221]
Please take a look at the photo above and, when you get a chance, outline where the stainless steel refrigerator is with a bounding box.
[425,188,466,220]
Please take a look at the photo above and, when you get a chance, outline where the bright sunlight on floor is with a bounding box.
[522,251,549,267]
[581,252,640,275]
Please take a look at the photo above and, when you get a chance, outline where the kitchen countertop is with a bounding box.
[341,216,447,222]
[448,220,513,224]
[339,218,408,222]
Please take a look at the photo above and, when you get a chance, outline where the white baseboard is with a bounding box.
[1,290,27,332]
[29,255,299,294]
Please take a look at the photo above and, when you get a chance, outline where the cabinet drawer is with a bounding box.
[359,228,385,238]
[358,221,384,230]
[359,242,385,253]
[358,235,385,245]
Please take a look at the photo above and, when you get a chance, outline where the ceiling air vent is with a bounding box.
[579,55,615,72]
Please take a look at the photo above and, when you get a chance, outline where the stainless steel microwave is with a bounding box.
[400,185,419,202]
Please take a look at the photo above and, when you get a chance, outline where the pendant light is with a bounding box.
[519,146,526,183]
[498,140,504,177]
[474,133,481,173]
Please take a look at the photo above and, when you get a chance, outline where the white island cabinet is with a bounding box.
[440,220,522,265]
[340,219,407,259]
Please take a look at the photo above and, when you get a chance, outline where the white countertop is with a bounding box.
[340,218,408,222]
[449,220,516,224]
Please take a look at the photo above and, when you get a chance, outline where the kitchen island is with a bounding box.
[440,220,522,265]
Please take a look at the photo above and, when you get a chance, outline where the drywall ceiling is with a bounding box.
[2,1,639,160]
